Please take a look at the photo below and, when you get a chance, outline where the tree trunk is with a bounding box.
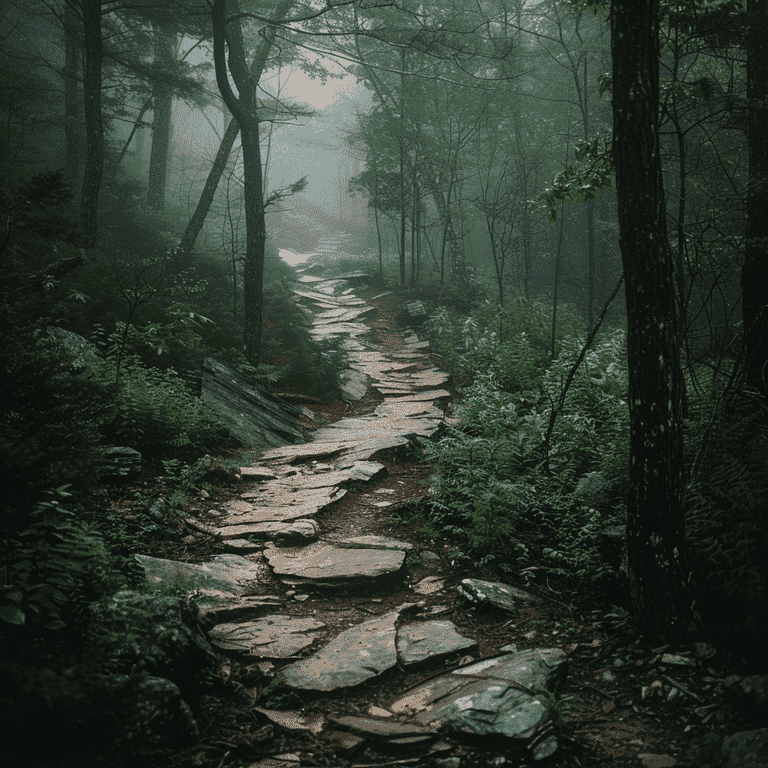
[63,3,80,190]
[611,0,694,644]
[743,0,768,398]
[213,0,266,365]
[79,0,103,245]
[147,28,175,211]
[179,0,292,257]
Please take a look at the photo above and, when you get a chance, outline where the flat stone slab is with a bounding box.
[380,389,452,401]
[209,615,325,657]
[240,484,346,506]
[396,621,477,666]
[135,554,265,595]
[310,322,371,340]
[313,416,442,442]
[260,440,357,463]
[219,495,344,527]
[279,611,399,691]
[334,435,411,464]
[374,401,444,419]
[337,535,414,551]
[264,542,406,585]
[458,579,536,613]
[197,593,282,623]
[340,369,369,400]
[216,519,319,543]
[314,306,374,324]
[331,715,436,751]
[239,466,280,479]
[391,649,568,750]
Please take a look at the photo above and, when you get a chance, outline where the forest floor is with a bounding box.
[123,287,748,768]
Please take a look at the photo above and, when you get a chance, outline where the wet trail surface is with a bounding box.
[137,268,707,768]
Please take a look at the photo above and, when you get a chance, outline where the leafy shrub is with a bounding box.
[426,297,583,388]
[101,358,227,456]
[1,486,121,664]
[425,303,628,585]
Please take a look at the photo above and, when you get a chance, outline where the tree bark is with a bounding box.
[63,3,80,189]
[79,0,103,245]
[179,0,293,257]
[212,0,266,365]
[611,0,694,644]
[147,27,175,211]
[742,0,768,397]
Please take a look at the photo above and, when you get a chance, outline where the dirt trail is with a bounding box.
[156,277,731,768]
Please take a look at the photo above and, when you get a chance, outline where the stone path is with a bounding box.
[134,269,568,765]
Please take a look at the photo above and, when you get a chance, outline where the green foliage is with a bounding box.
[426,297,583,388]
[1,487,121,663]
[89,324,227,456]
[425,302,627,585]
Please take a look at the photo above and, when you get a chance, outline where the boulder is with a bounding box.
[458,578,535,613]
[135,553,269,595]
[391,649,568,758]
[722,729,768,768]
[47,326,100,370]
[202,358,304,447]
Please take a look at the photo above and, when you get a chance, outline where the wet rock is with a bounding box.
[413,576,445,595]
[347,460,388,481]
[202,358,304,448]
[340,369,369,400]
[397,620,477,665]
[391,649,568,756]
[331,715,436,753]
[272,520,320,546]
[337,534,413,551]
[405,300,428,324]
[722,729,768,768]
[280,611,400,691]
[135,553,267,595]
[223,538,264,553]
[312,414,442,442]
[458,578,535,613]
[239,465,280,480]
[264,541,406,586]
[254,709,325,735]
[197,593,282,623]
[209,615,325,657]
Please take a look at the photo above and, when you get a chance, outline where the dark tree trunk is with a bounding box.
[743,0,768,397]
[147,28,175,211]
[611,0,695,644]
[79,0,103,245]
[179,116,240,253]
[63,3,80,189]
[213,0,265,365]
[179,0,291,257]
